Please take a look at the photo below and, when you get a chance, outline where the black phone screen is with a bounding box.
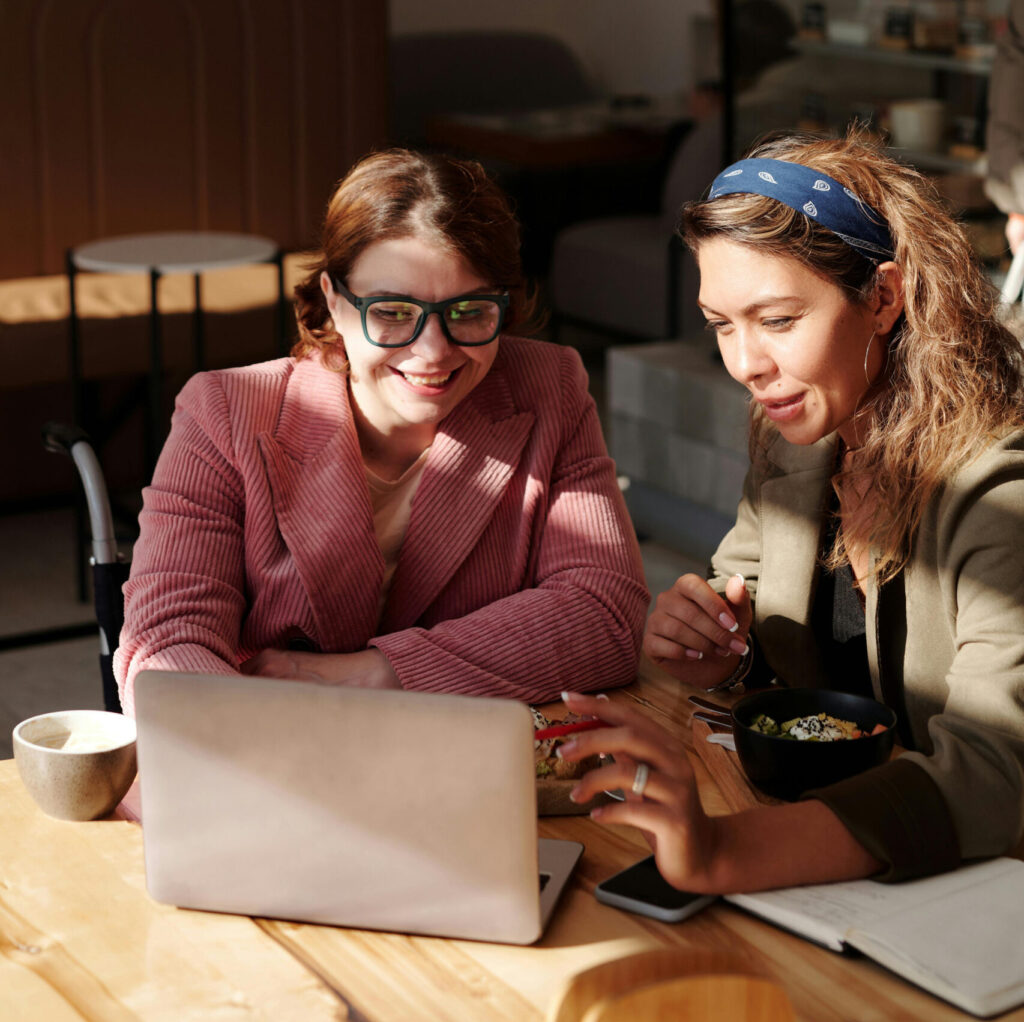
[598,855,707,909]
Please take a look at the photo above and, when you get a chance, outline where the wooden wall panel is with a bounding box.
[0,0,388,280]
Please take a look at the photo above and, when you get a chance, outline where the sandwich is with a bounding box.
[532,708,603,781]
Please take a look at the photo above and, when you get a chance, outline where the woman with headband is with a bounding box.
[559,132,1024,891]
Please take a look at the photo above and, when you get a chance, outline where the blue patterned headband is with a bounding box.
[707,158,895,264]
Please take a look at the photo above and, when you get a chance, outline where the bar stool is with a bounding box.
[66,230,285,599]
[67,230,285,471]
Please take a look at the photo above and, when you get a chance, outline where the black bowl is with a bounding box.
[731,688,897,801]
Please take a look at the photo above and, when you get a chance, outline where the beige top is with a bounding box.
[365,448,431,621]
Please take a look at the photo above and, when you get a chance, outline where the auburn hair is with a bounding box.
[680,130,1024,583]
[292,148,542,367]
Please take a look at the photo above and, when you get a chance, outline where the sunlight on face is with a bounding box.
[322,236,500,449]
[697,239,880,448]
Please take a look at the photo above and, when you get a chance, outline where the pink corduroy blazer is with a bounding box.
[114,336,649,715]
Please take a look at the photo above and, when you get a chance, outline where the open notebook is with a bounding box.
[133,670,582,944]
[726,857,1024,1018]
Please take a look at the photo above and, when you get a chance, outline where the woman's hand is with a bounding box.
[643,573,752,687]
[1007,212,1024,255]
[240,648,401,689]
[557,691,723,892]
[559,691,883,893]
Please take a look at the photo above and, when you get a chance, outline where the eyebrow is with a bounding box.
[355,284,497,299]
[699,295,803,317]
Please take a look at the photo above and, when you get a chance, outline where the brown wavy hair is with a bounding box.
[680,130,1024,584]
[292,148,543,367]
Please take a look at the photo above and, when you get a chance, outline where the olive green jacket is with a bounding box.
[710,430,1024,879]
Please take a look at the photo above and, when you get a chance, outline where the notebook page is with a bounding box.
[845,862,1024,1017]
[727,881,886,951]
[725,858,1023,956]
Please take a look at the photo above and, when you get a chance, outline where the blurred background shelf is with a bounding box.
[791,37,993,75]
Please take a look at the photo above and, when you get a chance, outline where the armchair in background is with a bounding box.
[389,30,599,148]
[547,113,723,342]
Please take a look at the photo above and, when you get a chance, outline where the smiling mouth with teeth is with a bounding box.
[400,369,454,387]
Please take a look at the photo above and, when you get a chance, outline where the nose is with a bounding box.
[722,326,774,387]
[407,310,453,360]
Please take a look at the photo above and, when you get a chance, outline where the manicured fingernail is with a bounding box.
[589,806,605,820]
[715,646,731,657]
[729,638,747,655]
[685,648,704,660]
[719,613,738,632]
[561,691,573,703]
[733,573,745,586]
[569,786,582,803]
[555,741,577,759]
[596,693,610,701]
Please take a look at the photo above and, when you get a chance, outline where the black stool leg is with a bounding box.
[273,249,288,356]
[146,268,164,477]
[66,251,89,603]
[192,272,205,371]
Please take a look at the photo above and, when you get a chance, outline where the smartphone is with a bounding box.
[594,856,717,923]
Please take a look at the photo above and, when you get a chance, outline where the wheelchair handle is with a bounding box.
[41,422,120,565]
[41,421,91,457]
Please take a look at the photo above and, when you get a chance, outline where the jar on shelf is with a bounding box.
[910,0,959,52]
[826,0,873,44]
[797,92,830,133]
[848,100,886,142]
[956,0,997,59]
[880,2,915,49]
[950,114,985,159]
[798,1,827,41]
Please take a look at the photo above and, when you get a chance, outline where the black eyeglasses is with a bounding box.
[330,277,509,348]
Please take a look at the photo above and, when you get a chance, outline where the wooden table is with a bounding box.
[2,660,1020,1021]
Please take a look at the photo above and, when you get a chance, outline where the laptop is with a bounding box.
[133,670,583,944]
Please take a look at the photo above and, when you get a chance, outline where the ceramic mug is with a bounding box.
[13,709,137,820]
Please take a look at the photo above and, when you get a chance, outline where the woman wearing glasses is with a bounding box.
[114,149,648,715]
[559,132,1024,889]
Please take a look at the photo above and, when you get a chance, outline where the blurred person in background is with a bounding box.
[986,0,1024,254]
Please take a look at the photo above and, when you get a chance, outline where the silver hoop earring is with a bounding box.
[863,331,877,386]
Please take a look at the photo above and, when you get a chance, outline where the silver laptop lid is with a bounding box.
[135,670,547,944]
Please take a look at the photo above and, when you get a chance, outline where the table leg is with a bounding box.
[147,268,163,477]
[67,252,83,427]
[193,272,205,371]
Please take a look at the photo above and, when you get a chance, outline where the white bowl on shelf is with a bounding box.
[889,98,945,153]
[826,20,871,46]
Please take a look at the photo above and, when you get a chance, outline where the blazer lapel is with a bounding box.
[380,366,534,633]
[257,358,383,649]
[757,435,835,687]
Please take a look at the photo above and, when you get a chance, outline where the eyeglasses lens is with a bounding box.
[366,299,502,346]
